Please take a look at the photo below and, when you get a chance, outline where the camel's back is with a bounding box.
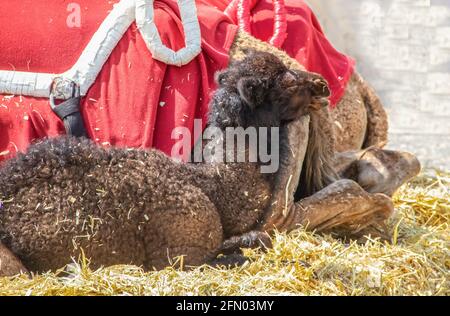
[0,137,198,271]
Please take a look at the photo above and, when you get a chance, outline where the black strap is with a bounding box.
[52,96,87,138]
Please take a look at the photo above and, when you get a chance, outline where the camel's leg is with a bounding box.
[220,231,273,255]
[211,231,272,268]
[142,191,223,270]
[277,180,394,239]
[335,147,421,196]
[259,116,310,231]
[257,118,396,240]
[0,242,29,277]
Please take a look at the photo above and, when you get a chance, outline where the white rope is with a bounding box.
[0,71,54,98]
[0,0,202,99]
[136,0,201,67]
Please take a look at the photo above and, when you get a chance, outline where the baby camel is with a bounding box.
[0,51,330,275]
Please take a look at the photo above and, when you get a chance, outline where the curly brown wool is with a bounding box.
[0,51,330,275]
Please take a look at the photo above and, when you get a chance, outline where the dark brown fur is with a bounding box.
[0,51,329,273]
[230,32,338,200]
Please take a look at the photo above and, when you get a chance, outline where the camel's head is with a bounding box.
[209,50,330,129]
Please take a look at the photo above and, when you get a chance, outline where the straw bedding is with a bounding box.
[0,171,448,296]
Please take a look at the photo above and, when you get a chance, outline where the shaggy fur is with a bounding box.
[331,72,389,152]
[331,74,368,151]
[0,51,329,273]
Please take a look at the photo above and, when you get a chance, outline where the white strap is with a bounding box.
[0,71,53,98]
[65,0,136,97]
[0,0,202,99]
[136,0,201,67]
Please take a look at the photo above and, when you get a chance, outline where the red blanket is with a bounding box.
[0,0,354,163]
[0,0,237,162]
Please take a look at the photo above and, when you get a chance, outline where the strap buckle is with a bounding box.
[49,78,87,138]
[49,77,79,108]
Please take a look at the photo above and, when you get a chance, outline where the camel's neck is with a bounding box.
[195,160,273,237]
[182,123,283,237]
[199,117,312,235]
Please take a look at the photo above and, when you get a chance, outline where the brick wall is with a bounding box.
[306,0,450,169]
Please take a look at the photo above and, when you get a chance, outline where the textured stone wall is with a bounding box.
[306,0,450,169]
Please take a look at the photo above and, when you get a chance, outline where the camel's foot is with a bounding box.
[209,253,249,268]
[220,231,273,255]
[340,223,392,243]
[284,179,394,239]
[335,147,421,196]
[210,230,274,267]
[0,242,29,277]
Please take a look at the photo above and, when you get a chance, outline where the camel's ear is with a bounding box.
[237,77,266,109]
[309,77,330,98]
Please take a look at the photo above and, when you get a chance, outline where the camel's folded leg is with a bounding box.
[258,116,310,231]
[256,117,395,240]
[335,147,421,196]
[274,179,394,240]
[220,231,273,255]
[210,231,272,267]
[0,242,29,277]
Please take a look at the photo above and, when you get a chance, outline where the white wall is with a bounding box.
[306,0,450,169]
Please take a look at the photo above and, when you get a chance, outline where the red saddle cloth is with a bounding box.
[0,0,237,162]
